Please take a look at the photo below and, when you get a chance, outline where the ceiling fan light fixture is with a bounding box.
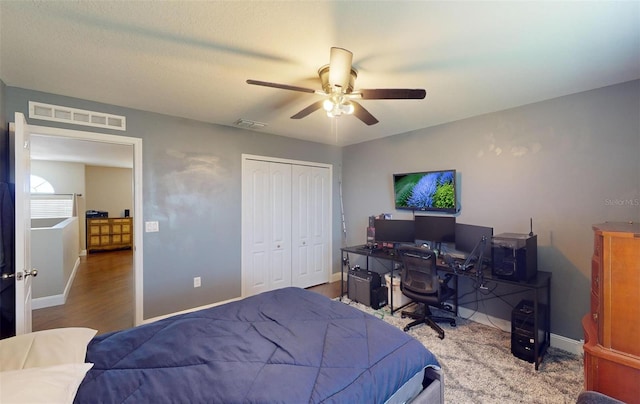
[328,47,353,89]
[322,99,334,112]
[341,101,354,115]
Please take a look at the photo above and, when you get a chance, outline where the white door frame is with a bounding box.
[241,154,332,297]
[28,124,144,326]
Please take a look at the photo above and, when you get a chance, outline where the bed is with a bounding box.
[1,287,443,403]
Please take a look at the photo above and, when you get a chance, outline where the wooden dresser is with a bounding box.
[87,217,133,253]
[583,222,640,403]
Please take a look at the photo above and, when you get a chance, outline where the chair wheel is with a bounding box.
[450,321,456,327]
[401,314,406,318]
[403,325,410,332]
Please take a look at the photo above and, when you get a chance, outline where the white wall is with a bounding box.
[31,160,85,195]
[85,165,133,218]
[31,217,79,306]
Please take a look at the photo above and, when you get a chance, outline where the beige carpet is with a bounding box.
[340,298,584,404]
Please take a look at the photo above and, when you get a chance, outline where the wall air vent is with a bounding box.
[29,101,126,131]
[234,118,267,130]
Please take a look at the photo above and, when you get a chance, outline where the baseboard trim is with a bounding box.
[32,257,81,310]
[458,306,583,356]
[142,296,244,325]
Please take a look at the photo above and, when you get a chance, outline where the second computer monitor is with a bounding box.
[455,223,494,258]
[414,215,456,243]
[374,219,415,244]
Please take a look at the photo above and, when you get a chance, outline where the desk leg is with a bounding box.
[340,251,346,301]
[534,287,540,370]
[533,277,552,371]
[453,274,459,316]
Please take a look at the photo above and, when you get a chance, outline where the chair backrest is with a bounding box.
[399,247,439,296]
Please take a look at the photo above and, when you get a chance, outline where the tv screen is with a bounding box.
[374,219,415,244]
[415,215,456,243]
[393,169,457,212]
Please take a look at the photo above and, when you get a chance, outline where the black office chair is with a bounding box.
[398,247,456,339]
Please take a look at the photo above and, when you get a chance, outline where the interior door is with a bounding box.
[291,165,330,288]
[9,112,33,335]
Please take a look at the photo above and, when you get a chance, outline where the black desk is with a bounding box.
[340,245,552,370]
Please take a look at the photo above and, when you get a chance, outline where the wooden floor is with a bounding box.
[33,250,343,335]
[33,250,134,335]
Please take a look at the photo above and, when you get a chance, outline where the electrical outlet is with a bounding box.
[193,277,201,288]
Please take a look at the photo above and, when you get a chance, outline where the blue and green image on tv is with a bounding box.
[393,169,457,213]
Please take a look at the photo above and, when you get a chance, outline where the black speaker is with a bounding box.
[511,300,546,362]
[348,268,386,308]
[492,233,537,282]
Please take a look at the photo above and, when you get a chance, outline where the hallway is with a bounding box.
[33,249,134,335]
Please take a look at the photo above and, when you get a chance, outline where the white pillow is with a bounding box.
[0,363,93,404]
[0,328,97,371]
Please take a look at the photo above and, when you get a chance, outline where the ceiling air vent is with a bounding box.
[29,101,126,131]
[234,119,267,130]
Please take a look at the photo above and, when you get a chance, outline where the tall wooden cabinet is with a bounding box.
[583,222,640,404]
[87,217,133,253]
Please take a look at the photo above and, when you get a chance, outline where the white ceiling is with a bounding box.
[1,1,639,153]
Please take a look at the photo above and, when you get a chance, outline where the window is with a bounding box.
[30,175,74,219]
[30,175,55,193]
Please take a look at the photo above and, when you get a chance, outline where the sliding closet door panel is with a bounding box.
[242,159,271,296]
[242,160,292,296]
[292,165,330,288]
[268,163,292,291]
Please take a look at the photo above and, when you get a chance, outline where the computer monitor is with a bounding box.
[455,223,493,260]
[374,219,415,244]
[414,215,455,243]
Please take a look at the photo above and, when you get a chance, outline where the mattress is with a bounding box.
[75,287,440,403]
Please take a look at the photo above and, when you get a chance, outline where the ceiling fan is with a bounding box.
[246,47,426,126]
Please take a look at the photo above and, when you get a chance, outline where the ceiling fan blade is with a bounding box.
[329,47,353,90]
[291,101,324,119]
[247,79,316,94]
[359,89,426,100]
[352,101,379,126]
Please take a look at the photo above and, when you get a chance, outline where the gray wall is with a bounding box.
[4,87,343,319]
[342,80,640,340]
[0,80,7,183]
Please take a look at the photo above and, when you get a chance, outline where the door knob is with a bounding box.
[25,268,39,278]
[3,269,39,281]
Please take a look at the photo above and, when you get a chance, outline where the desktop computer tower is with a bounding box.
[491,233,537,282]
[348,267,387,309]
[511,300,546,363]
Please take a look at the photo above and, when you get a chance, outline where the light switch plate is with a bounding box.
[145,221,159,232]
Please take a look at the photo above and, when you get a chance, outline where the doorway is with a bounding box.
[27,124,144,327]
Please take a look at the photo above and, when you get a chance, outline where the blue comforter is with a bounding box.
[75,287,439,403]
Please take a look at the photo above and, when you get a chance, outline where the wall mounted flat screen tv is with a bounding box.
[394,169,457,213]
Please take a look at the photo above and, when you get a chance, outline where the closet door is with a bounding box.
[242,160,291,296]
[291,165,330,288]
